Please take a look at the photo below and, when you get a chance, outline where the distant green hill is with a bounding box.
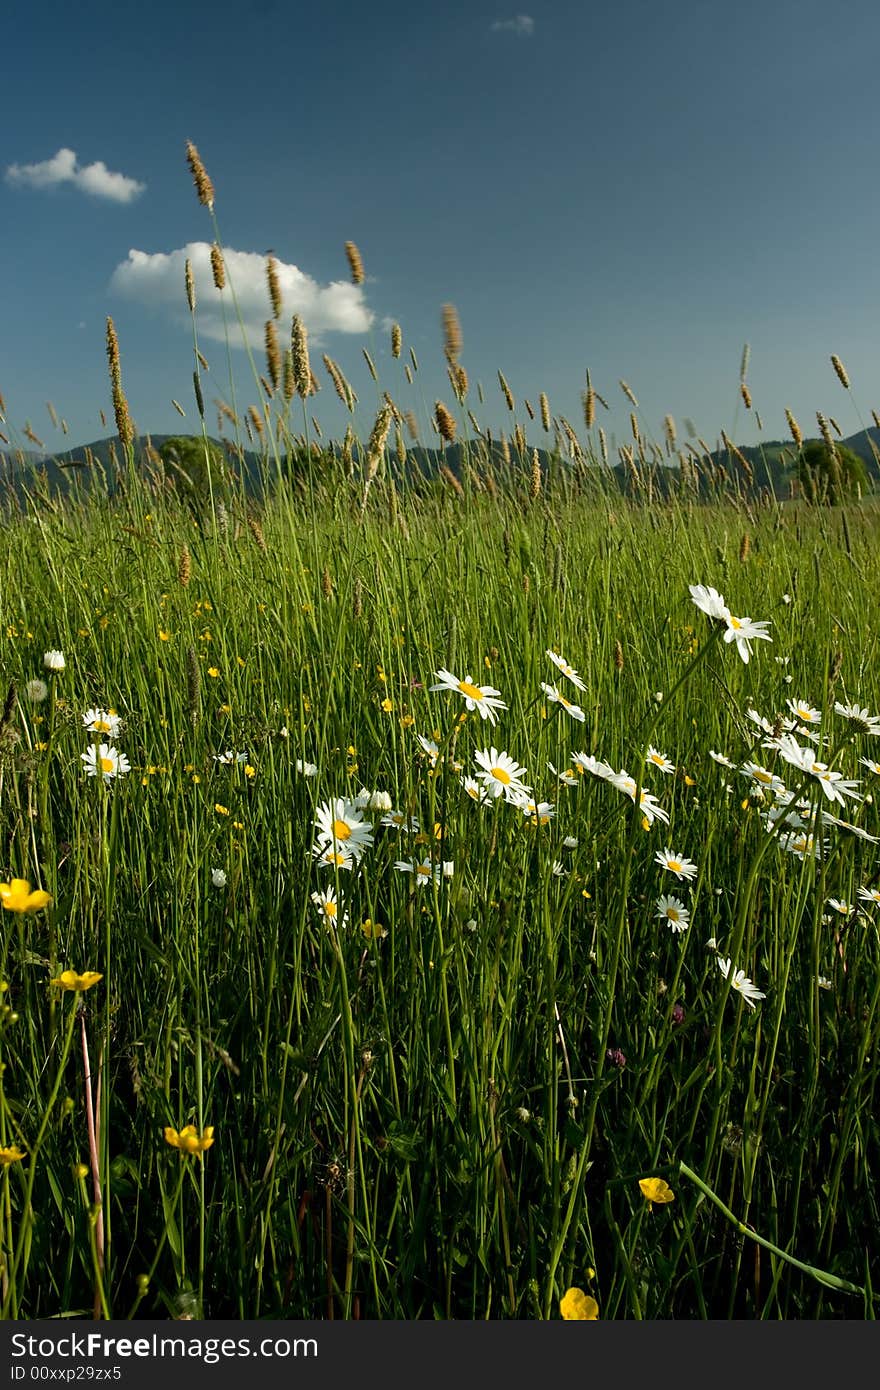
[3,423,878,506]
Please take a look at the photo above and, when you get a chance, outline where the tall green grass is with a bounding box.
[1,467,878,1319]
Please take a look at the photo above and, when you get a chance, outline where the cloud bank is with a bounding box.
[110,242,373,346]
[490,14,534,35]
[5,147,145,202]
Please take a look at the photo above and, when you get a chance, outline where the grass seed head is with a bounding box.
[498,370,515,411]
[529,448,541,499]
[830,354,850,389]
[266,256,282,319]
[619,379,638,407]
[178,544,191,587]
[185,140,215,209]
[442,304,463,364]
[264,320,281,392]
[344,241,365,285]
[210,243,226,290]
[785,408,803,449]
[435,400,457,445]
[291,315,311,399]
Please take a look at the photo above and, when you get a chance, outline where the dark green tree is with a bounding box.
[795,439,868,505]
[158,436,231,515]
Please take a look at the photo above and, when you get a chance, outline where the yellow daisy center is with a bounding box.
[490,766,511,785]
[333,819,352,840]
[667,907,680,921]
[668,859,682,873]
[99,756,114,774]
[94,719,111,732]
[416,864,431,876]
[458,680,484,701]
[324,901,337,917]
[753,769,773,784]
[729,615,742,630]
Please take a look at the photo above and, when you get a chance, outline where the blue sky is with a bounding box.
[3,0,879,456]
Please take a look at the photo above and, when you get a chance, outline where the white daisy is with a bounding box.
[817,976,833,991]
[83,708,122,739]
[655,895,690,934]
[722,611,772,664]
[295,758,318,777]
[709,750,735,768]
[741,763,786,795]
[778,830,824,861]
[774,736,861,806]
[521,799,555,825]
[311,887,348,928]
[458,774,491,805]
[473,747,531,804]
[688,584,730,621]
[380,809,420,831]
[540,683,586,722]
[654,848,698,881]
[81,743,130,783]
[312,841,356,871]
[609,771,670,825]
[826,898,853,916]
[562,835,579,849]
[417,734,440,767]
[545,649,587,691]
[810,765,862,806]
[834,703,880,736]
[859,757,880,776]
[394,858,440,887]
[572,752,614,780]
[211,868,227,888]
[369,790,393,812]
[716,956,766,1009]
[314,798,374,862]
[43,650,65,672]
[551,860,568,877]
[645,747,676,775]
[548,762,578,786]
[429,668,507,725]
[819,812,878,843]
[213,749,247,766]
[857,886,880,906]
[786,698,821,726]
[746,708,777,737]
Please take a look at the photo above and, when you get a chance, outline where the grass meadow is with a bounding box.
[1,149,879,1321]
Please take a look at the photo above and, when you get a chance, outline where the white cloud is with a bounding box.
[5,147,145,203]
[110,242,373,347]
[490,14,534,35]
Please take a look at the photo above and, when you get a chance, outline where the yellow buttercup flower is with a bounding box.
[639,1176,675,1205]
[52,970,103,993]
[164,1124,215,1156]
[560,1287,599,1320]
[1,879,52,914]
[0,1145,26,1166]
